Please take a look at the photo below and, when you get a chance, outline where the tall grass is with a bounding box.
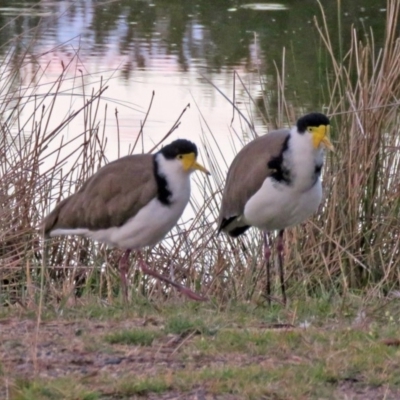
[196,0,400,301]
[308,0,400,293]
[0,45,111,303]
[0,1,399,307]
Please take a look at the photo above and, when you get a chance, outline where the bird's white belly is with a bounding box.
[51,196,188,250]
[244,178,322,231]
[91,197,187,249]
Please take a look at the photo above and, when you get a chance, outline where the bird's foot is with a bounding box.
[138,260,208,302]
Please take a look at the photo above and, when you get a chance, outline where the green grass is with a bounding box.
[113,376,172,396]
[163,313,216,336]
[10,378,100,400]
[104,327,160,346]
[2,297,400,399]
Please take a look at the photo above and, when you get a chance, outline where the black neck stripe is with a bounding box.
[267,135,291,184]
[153,157,172,205]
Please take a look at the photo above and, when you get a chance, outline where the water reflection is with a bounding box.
[0,0,387,157]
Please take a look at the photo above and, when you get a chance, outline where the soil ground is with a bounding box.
[1,299,400,399]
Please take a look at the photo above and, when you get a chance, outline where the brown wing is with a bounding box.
[218,129,290,235]
[43,154,157,236]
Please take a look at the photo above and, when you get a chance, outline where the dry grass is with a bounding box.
[195,0,400,302]
[300,1,400,294]
[0,2,399,308]
[304,0,400,293]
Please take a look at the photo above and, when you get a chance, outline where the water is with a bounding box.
[0,0,387,171]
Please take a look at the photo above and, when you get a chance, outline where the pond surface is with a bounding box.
[0,0,387,161]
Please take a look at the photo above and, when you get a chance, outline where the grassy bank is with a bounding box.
[2,297,400,399]
[1,1,400,398]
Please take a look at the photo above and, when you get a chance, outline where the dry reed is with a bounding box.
[1,1,399,307]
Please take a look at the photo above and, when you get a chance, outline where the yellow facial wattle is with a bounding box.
[180,152,210,174]
[311,125,334,151]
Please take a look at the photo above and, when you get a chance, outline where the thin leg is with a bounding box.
[263,232,272,305]
[276,229,286,305]
[136,251,208,302]
[118,249,131,302]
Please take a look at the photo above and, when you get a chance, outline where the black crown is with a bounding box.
[296,113,330,133]
[159,139,198,159]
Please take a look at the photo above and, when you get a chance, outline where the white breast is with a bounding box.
[243,126,324,231]
[51,154,192,250]
[87,195,189,249]
[244,178,322,231]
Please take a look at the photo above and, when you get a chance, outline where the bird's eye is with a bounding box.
[308,127,313,132]
[177,154,183,159]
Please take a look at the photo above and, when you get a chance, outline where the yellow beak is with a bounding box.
[181,153,210,175]
[312,125,334,151]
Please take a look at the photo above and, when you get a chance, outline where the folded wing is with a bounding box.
[44,154,157,236]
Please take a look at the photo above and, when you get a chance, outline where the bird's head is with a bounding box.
[296,113,334,151]
[159,139,210,175]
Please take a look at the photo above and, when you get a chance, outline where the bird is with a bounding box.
[217,112,334,305]
[43,139,210,302]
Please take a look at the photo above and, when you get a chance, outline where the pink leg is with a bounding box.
[276,230,287,305]
[119,249,131,302]
[137,252,208,302]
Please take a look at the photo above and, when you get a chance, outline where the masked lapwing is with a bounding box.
[43,139,210,302]
[218,113,334,304]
